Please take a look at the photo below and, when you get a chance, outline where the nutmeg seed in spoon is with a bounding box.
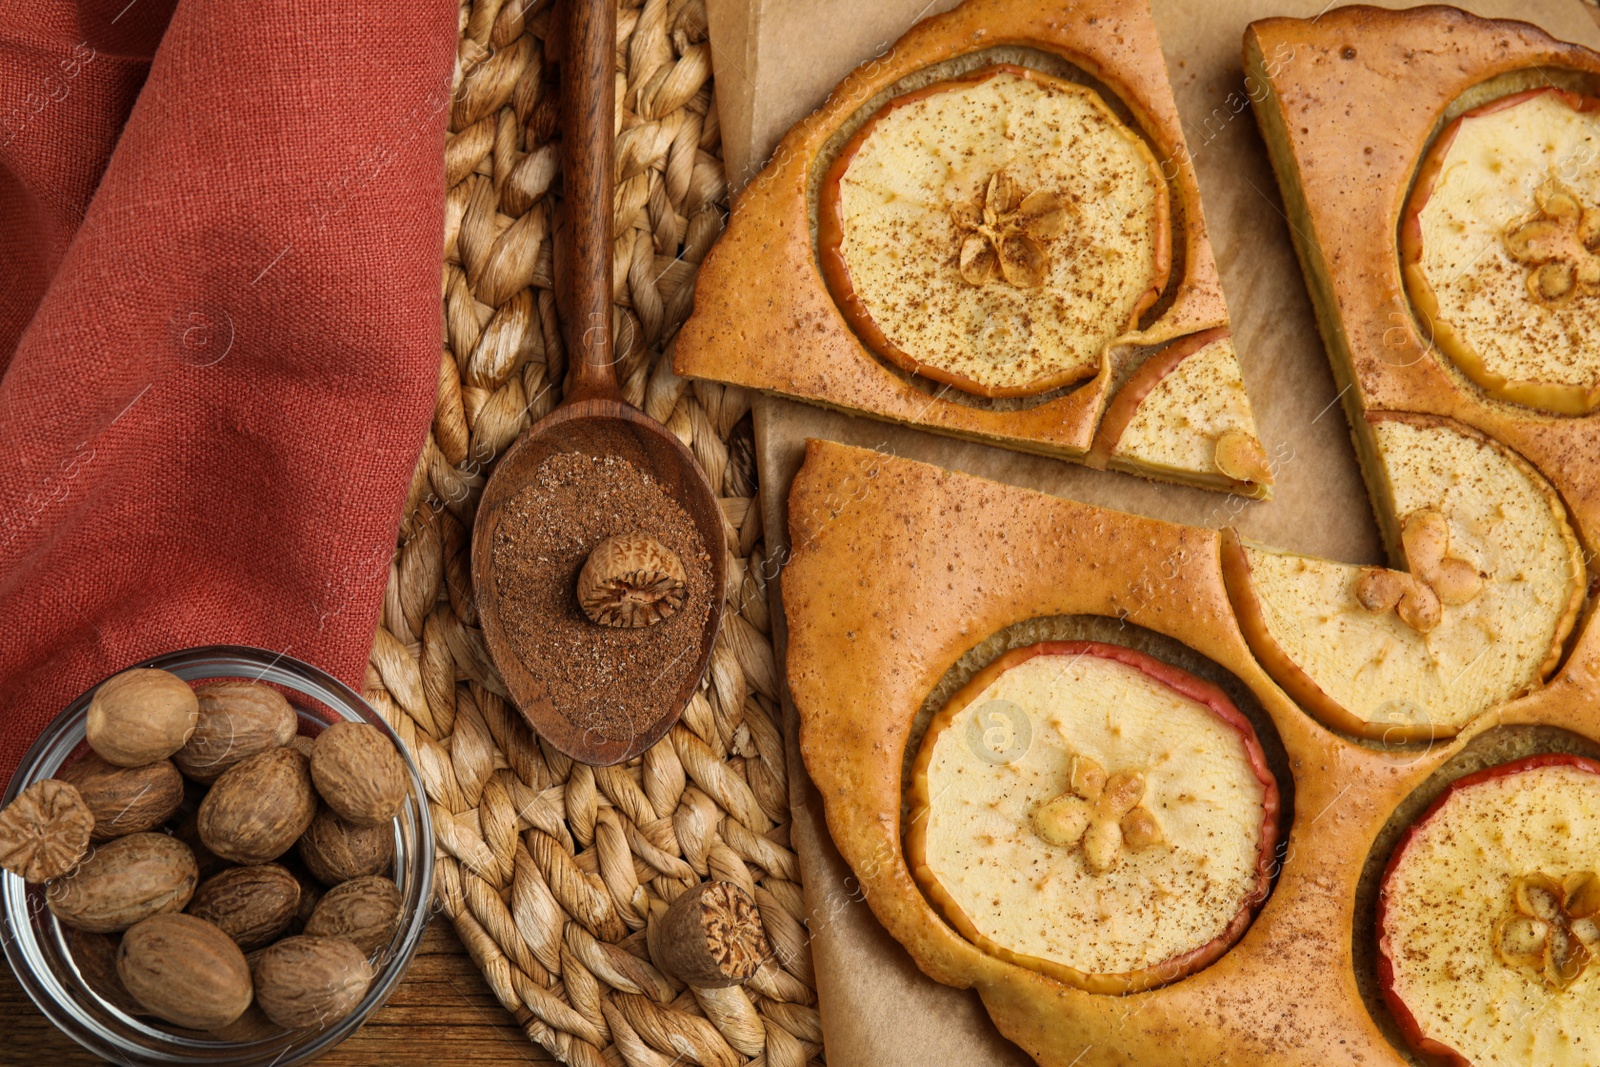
[578,532,689,628]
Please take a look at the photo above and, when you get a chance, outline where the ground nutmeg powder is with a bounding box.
[492,452,713,743]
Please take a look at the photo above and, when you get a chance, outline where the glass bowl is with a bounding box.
[1,645,434,1066]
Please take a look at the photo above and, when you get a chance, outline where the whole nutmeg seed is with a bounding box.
[85,668,199,767]
[297,806,394,886]
[309,722,406,827]
[116,913,252,1030]
[304,875,401,954]
[174,681,298,783]
[48,832,198,932]
[577,533,688,627]
[59,754,184,839]
[251,935,374,1030]
[0,779,94,882]
[186,863,301,951]
[647,880,771,988]
[199,747,316,865]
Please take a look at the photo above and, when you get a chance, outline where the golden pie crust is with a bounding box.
[676,0,1272,497]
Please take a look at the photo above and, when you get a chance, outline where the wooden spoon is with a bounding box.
[470,0,725,766]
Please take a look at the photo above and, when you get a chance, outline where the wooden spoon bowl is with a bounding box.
[470,0,724,766]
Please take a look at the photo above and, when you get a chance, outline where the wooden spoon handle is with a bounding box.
[560,0,618,403]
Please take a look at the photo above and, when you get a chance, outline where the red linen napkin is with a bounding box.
[0,0,457,777]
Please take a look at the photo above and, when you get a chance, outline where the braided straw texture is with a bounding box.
[364,1,823,1063]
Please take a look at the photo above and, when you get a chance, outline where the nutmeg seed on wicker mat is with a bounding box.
[649,880,772,988]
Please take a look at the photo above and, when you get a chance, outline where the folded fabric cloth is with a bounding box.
[0,0,457,777]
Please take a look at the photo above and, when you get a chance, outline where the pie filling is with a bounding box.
[1406,88,1600,413]
[1233,417,1582,736]
[820,66,1168,397]
[1380,758,1600,1067]
[1111,335,1269,484]
[907,643,1275,987]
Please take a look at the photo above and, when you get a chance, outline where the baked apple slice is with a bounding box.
[1223,412,1584,742]
[1403,87,1600,415]
[1091,328,1274,498]
[818,64,1169,398]
[1378,755,1600,1066]
[905,640,1279,994]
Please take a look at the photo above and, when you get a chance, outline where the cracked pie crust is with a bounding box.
[675,0,1272,497]
[906,641,1278,994]
[1378,756,1600,1067]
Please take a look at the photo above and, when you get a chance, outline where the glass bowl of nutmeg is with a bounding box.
[0,645,434,1065]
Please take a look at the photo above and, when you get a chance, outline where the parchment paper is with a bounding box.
[700,1,1600,1063]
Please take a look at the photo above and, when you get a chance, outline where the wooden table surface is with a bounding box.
[1,917,552,1065]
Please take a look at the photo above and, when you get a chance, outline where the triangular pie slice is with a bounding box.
[818,64,1170,399]
[1091,330,1273,498]
[1223,413,1584,742]
[674,0,1272,496]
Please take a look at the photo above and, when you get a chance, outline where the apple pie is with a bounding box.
[1403,88,1600,415]
[818,65,1168,398]
[906,640,1278,993]
[675,0,1272,497]
[1379,755,1600,1066]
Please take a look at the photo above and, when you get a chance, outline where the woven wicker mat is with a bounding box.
[360,1,821,1063]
